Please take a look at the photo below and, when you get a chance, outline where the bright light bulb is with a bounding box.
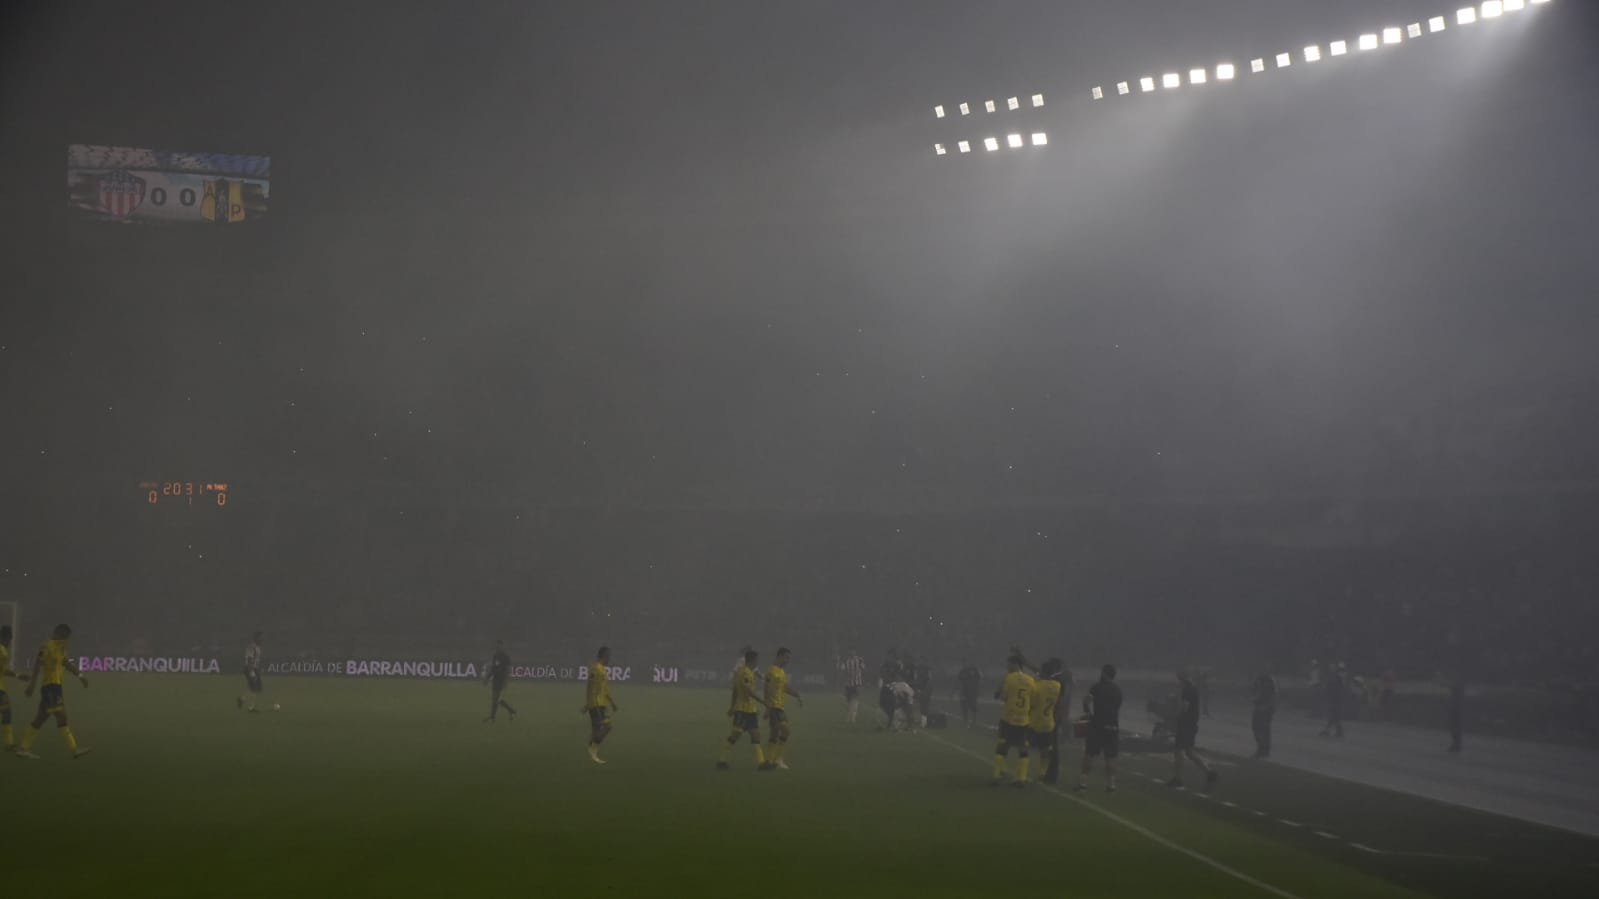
[1006,133,1023,149]
[1031,93,1045,107]
[1006,96,1020,110]
[1458,7,1477,24]
[1030,132,1047,146]
[983,137,999,152]
[1140,76,1156,92]
[1429,16,1448,32]
[1116,81,1131,95]
[959,102,970,115]
[1189,68,1207,84]
[1162,72,1181,88]
[1383,27,1403,44]
[1408,23,1423,38]
[1250,58,1265,73]
[1091,86,1104,100]
[957,140,970,153]
[1216,63,1235,80]
[1275,52,1291,68]
[1482,1,1504,18]
[984,99,996,113]
[934,105,945,119]
[1505,0,1525,10]
[1359,33,1380,50]
[1304,45,1322,62]
[1330,40,1349,56]
[934,144,946,156]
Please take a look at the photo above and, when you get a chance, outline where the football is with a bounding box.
[272,703,282,711]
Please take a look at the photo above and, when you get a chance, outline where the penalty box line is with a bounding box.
[922,730,1307,899]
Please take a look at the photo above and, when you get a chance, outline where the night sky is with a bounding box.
[3,0,1597,510]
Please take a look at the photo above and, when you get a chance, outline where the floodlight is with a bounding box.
[1162,72,1181,88]
[1190,68,1207,84]
[1530,0,1550,5]
[1304,45,1322,62]
[1383,27,1403,44]
[934,105,945,119]
[1330,40,1349,56]
[1408,23,1423,38]
[1117,81,1131,95]
[1216,63,1236,80]
[1140,76,1156,92]
[957,140,970,154]
[934,144,946,156]
[1007,96,1020,110]
[1275,52,1291,68]
[959,102,970,115]
[1091,86,1104,100]
[1031,93,1045,107]
[984,99,997,113]
[1505,0,1525,9]
[1429,16,1447,31]
[983,137,999,152]
[1250,58,1266,73]
[1458,6,1477,23]
[1030,132,1047,146]
[1482,1,1503,18]
[1006,133,1023,149]
[1359,33,1379,50]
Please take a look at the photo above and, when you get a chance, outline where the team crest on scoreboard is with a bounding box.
[97,169,147,218]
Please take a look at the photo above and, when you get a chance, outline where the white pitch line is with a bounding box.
[1278,819,1305,828]
[1220,800,1239,808]
[1313,831,1340,840]
[923,731,1307,899]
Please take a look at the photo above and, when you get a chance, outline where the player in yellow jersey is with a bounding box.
[718,648,767,770]
[760,647,804,771]
[16,624,91,759]
[1028,659,1065,784]
[992,654,1035,786]
[0,625,17,749]
[582,646,618,764]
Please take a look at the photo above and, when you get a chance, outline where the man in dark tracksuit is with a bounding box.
[1251,671,1277,759]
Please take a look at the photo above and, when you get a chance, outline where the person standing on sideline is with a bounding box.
[1446,671,1466,753]
[483,639,517,723]
[1320,662,1346,738]
[1251,670,1277,759]
[955,659,981,729]
[1076,664,1122,792]
[238,631,265,712]
[838,649,866,724]
[1169,670,1218,791]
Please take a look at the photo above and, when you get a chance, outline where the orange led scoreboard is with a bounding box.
[141,480,229,507]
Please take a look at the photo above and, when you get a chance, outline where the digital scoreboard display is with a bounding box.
[141,481,230,507]
[68,144,270,224]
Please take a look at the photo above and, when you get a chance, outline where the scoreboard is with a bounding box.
[141,480,229,507]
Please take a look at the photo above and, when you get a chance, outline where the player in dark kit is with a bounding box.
[483,640,517,722]
[1077,664,1122,792]
[1170,670,1218,791]
[955,660,981,728]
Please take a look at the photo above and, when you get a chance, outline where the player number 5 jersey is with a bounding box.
[1000,670,1035,726]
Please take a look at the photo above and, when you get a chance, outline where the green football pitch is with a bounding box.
[7,676,1595,898]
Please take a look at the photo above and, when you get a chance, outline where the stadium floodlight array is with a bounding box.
[928,2,1556,158]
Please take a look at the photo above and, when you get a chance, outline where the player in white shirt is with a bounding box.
[238,631,265,712]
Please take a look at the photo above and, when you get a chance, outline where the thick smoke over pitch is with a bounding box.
[0,1,1597,691]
